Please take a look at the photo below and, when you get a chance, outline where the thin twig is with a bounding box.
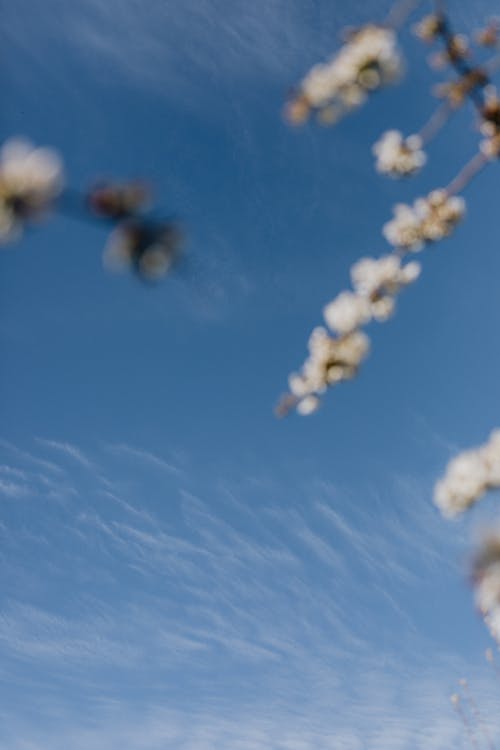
[445,150,490,195]
[434,10,492,114]
[417,100,453,144]
[459,679,496,750]
[485,648,500,681]
[452,697,481,750]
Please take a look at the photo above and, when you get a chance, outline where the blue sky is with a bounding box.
[1,1,500,748]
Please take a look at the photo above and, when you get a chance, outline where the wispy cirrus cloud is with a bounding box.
[105,443,181,476]
[0,477,30,499]
[2,0,394,104]
[36,438,95,470]
[0,437,498,750]
[1,665,498,750]
[0,439,64,476]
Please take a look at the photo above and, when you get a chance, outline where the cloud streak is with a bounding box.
[0,437,498,750]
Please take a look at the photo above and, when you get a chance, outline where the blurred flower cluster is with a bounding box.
[434,431,500,518]
[278,253,420,416]
[435,431,500,646]
[373,130,426,177]
[279,2,500,418]
[89,182,183,281]
[285,24,403,126]
[372,11,500,180]
[284,327,370,416]
[0,137,183,281]
[0,138,63,241]
[103,219,182,281]
[479,87,500,159]
[383,189,465,251]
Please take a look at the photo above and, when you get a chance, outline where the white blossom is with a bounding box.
[434,430,500,517]
[0,138,63,242]
[370,295,395,321]
[485,610,500,642]
[415,190,465,242]
[350,253,421,320]
[480,133,500,159]
[286,25,403,125]
[296,395,321,415]
[383,203,424,251]
[383,189,465,251]
[351,254,421,298]
[373,130,427,177]
[323,291,371,335]
[283,248,422,416]
[288,327,370,415]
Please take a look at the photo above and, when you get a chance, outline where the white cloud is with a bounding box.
[36,439,95,470]
[1,438,499,750]
[106,443,181,476]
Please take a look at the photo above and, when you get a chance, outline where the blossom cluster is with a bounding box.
[413,14,446,43]
[373,130,427,177]
[0,137,183,281]
[285,25,402,126]
[475,19,500,49]
[434,430,500,518]
[383,189,465,251]
[479,87,500,159]
[287,327,370,415]
[434,69,489,107]
[87,181,151,219]
[413,12,469,67]
[281,253,420,415]
[0,138,64,242]
[103,220,182,281]
[473,530,500,643]
[88,181,183,281]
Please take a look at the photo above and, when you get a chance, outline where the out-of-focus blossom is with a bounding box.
[373,130,427,177]
[383,189,465,251]
[434,69,489,107]
[88,181,151,219]
[0,138,63,242]
[323,291,371,335]
[434,430,500,517]
[473,530,500,643]
[286,327,370,415]
[351,254,421,297]
[475,19,500,47]
[415,190,466,242]
[382,203,424,251]
[480,131,500,159]
[414,14,445,43]
[103,220,183,281]
[281,250,421,416]
[485,609,500,642]
[429,34,469,70]
[480,88,500,159]
[285,25,402,125]
[324,254,421,334]
[296,394,321,416]
[351,253,421,319]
